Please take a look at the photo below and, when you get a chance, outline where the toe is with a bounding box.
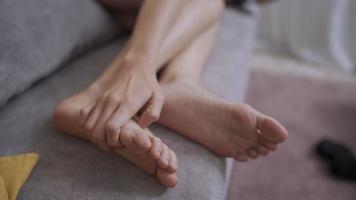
[149,137,163,160]
[158,145,170,168]
[167,150,178,173]
[255,145,269,155]
[247,148,259,159]
[133,129,152,151]
[119,126,135,148]
[234,153,249,162]
[261,140,278,151]
[257,115,288,143]
[156,168,177,188]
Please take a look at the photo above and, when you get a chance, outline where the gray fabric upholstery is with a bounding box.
[0,0,119,107]
[0,9,255,200]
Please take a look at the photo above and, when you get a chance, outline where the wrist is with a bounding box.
[126,38,157,61]
[122,49,157,73]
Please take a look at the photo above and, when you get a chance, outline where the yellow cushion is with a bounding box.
[0,153,39,200]
[0,175,9,200]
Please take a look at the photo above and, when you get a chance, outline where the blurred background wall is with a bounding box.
[256,0,356,73]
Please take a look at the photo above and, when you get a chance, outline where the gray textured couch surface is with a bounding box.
[0,0,118,107]
[0,9,255,200]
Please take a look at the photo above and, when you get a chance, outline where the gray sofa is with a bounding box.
[0,1,256,199]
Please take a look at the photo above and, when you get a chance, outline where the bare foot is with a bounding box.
[53,91,178,187]
[79,54,164,151]
[159,79,288,161]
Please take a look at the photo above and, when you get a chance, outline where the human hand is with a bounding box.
[81,55,164,150]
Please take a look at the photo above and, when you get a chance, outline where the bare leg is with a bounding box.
[54,0,287,189]
[158,23,289,161]
[53,1,224,187]
[84,0,225,94]
[75,1,226,154]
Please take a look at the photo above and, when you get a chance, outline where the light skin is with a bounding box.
[81,0,181,150]
[53,0,288,187]
[81,0,225,151]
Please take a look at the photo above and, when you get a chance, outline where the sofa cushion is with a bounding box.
[0,0,119,108]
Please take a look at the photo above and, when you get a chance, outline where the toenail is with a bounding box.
[256,129,262,135]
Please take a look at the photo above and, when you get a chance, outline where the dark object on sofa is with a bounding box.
[316,139,356,180]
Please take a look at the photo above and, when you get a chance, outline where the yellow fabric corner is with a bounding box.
[0,175,9,200]
[0,153,39,200]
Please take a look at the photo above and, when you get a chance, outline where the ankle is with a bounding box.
[159,72,199,85]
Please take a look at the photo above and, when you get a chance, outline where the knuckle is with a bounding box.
[133,132,142,141]
[84,107,91,114]
[154,137,161,143]
[80,107,87,115]
[156,92,165,102]
[105,122,119,134]
[124,102,134,110]
[101,92,109,98]
[123,100,138,111]
[107,94,119,104]
[107,139,117,147]
[149,112,160,121]
[84,124,93,131]
[121,97,132,107]
[98,93,107,102]
[126,120,136,127]
[121,57,135,68]
[121,123,134,134]
[91,131,102,142]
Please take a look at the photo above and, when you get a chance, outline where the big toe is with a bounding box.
[156,167,177,188]
[257,115,288,143]
[133,131,152,151]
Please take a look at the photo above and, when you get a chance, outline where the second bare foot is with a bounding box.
[159,79,288,161]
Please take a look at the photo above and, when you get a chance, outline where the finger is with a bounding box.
[105,126,123,149]
[167,150,178,173]
[80,103,94,127]
[107,101,142,136]
[137,90,164,128]
[158,145,170,168]
[149,137,162,160]
[118,123,136,149]
[87,108,110,153]
[93,99,118,148]
[105,121,124,148]
[84,98,104,132]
